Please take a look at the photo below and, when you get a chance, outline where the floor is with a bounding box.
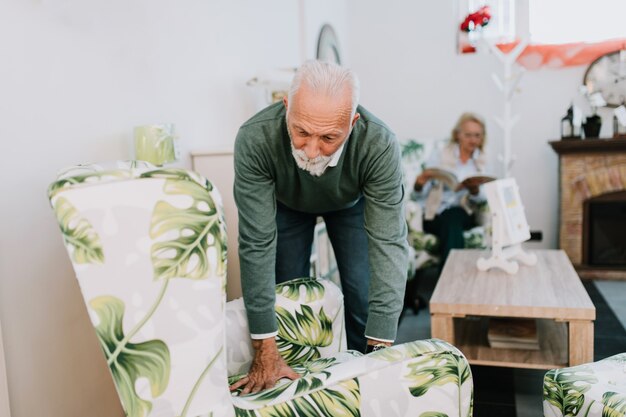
[396,267,626,417]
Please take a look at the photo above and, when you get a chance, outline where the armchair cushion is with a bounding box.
[230,339,473,417]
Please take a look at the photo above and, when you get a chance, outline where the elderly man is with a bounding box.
[231,60,408,394]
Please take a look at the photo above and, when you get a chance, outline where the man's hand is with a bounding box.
[229,337,300,395]
[366,338,392,353]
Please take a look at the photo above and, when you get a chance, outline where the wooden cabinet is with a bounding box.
[191,151,242,300]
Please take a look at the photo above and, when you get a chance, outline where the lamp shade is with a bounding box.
[134,124,178,166]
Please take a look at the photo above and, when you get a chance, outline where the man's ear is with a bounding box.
[351,112,361,128]
[283,96,289,110]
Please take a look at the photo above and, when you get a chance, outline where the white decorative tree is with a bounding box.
[479,38,529,178]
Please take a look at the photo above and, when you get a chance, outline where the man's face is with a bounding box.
[457,120,484,156]
[284,84,359,160]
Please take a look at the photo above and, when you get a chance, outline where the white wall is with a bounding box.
[346,0,597,250]
[0,1,347,416]
[0,1,607,415]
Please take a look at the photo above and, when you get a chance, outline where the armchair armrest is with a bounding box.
[543,353,626,417]
[230,339,473,417]
[225,277,346,376]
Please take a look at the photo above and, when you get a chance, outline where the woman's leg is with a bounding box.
[423,206,475,265]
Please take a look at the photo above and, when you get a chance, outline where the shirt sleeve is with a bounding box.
[233,127,279,335]
[361,133,409,341]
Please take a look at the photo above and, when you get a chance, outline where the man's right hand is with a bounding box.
[229,337,300,395]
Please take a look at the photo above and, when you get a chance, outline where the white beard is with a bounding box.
[290,141,334,177]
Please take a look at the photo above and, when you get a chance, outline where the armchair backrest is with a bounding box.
[48,162,233,417]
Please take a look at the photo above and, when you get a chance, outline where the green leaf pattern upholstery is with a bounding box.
[225,278,346,377]
[543,353,626,417]
[50,162,474,417]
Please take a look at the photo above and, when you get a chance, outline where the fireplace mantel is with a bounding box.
[550,138,626,280]
[550,138,626,155]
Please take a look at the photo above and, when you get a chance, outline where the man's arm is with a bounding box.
[232,127,299,393]
[361,133,409,344]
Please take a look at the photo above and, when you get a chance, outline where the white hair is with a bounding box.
[288,60,360,117]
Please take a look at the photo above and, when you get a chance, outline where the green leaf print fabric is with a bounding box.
[50,163,475,417]
[53,196,104,264]
[91,296,170,417]
[150,176,227,280]
[543,354,626,417]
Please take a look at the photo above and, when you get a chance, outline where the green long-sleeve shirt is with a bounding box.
[233,102,408,341]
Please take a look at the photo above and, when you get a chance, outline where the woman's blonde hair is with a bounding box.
[450,112,487,151]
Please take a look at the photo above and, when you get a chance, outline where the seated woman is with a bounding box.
[412,112,489,266]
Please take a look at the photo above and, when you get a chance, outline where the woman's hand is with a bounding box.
[413,171,432,191]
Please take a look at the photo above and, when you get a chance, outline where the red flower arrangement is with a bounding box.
[460,6,491,32]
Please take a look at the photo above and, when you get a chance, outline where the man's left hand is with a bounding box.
[229,337,300,395]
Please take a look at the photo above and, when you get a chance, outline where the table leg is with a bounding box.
[569,320,594,365]
[431,314,455,344]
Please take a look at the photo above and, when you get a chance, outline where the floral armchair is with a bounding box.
[49,161,474,417]
[543,353,626,417]
[401,139,488,277]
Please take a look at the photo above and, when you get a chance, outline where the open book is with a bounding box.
[423,167,496,191]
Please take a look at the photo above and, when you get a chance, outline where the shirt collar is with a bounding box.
[328,141,346,167]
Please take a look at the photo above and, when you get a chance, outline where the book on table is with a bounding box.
[422,167,496,191]
[487,318,540,350]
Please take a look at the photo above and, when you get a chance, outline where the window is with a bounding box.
[458,0,626,69]
[529,0,626,44]
[458,0,516,53]
[467,0,516,42]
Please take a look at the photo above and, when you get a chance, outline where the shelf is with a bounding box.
[454,317,569,370]
[549,138,626,155]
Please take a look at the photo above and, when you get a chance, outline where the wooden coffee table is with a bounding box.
[430,249,595,369]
